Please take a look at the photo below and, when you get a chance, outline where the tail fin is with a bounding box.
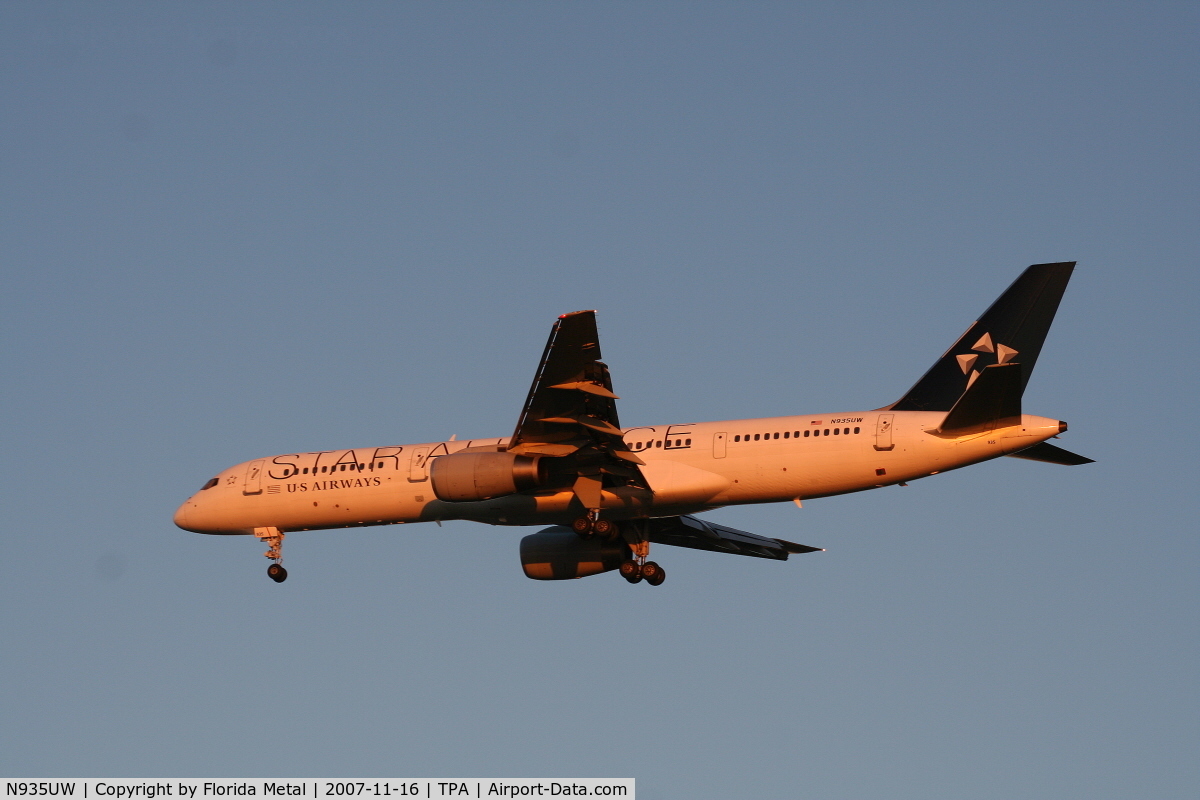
[889,262,1075,412]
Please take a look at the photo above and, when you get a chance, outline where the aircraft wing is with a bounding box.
[647,515,823,561]
[508,311,646,508]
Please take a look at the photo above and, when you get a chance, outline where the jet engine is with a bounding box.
[520,527,629,580]
[430,451,545,502]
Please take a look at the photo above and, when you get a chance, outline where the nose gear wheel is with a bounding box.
[255,527,287,583]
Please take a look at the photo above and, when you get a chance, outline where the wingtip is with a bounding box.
[775,538,825,554]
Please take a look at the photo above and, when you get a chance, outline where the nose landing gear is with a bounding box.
[256,527,287,583]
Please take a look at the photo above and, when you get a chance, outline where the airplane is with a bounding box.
[174,262,1092,586]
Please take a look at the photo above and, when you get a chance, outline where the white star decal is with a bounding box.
[957,331,1018,388]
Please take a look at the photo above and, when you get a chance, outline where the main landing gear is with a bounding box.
[574,515,667,587]
[571,510,616,539]
[256,527,287,583]
[627,522,665,586]
[618,535,665,586]
[618,558,665,586]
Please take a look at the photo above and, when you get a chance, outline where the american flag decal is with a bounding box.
[267,485,281,494]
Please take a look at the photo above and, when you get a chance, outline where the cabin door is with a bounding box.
[243,459,265,494]
[408,446,431,481]
[712,432,727,458]
[873,414,895,451]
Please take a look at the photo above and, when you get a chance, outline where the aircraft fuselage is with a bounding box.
[174,410,1064,536]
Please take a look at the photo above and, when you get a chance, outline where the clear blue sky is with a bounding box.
[2,3,1197,798]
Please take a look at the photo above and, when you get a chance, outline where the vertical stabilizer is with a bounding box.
[889,262,1075,412]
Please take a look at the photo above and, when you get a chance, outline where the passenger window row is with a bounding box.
[279,462,388,478]
[630,438,692,450]
[734,427,860,442]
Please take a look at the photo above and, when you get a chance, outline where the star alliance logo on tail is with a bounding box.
[956,331,1019,388]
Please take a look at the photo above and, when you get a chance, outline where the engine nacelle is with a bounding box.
[430,451,544,502]
[520,527,629,580]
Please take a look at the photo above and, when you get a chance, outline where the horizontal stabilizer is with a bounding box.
[1006,441,1094,465]
[646,515,822,561]
[775,538,825,554]
[936,362,1022,435]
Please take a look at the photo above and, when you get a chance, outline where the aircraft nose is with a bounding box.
[1058,420,1069,434]
[173,501,193,531]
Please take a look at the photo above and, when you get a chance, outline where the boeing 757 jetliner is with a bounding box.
[175,262,1091,585]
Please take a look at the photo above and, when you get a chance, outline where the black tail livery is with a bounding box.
[891,261,1091,463]
[890,262,1076,412]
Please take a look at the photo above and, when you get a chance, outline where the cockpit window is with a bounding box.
[201,477,219,490]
